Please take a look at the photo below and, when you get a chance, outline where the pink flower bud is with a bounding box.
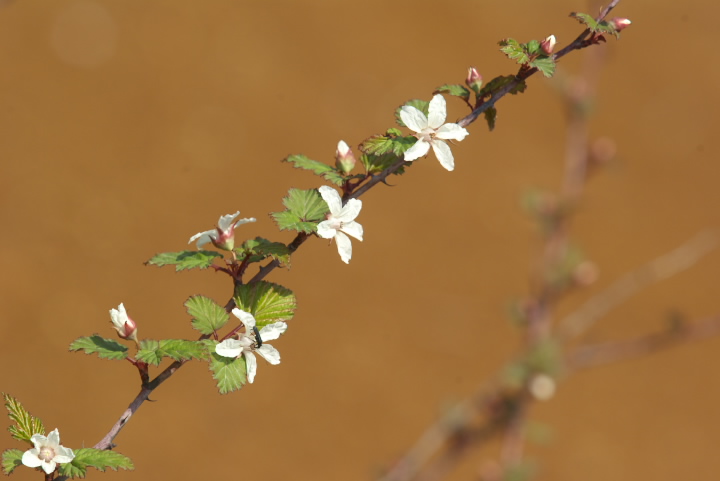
[610,18,632,31]
[465,66,483,92]
[540,35,556,55]
[109,303,139,342]
[335,140,356,174]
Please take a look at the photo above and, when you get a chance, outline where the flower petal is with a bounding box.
[404,139,431,161]
[336,198,362,223]
[318,186,343,216]
[40,460,57,475]
[109,304,127,330]
[340,221,363,241]
[232,217,256,229]
[257,344,281,365]
[46,429,61,448]
[21,450,42,469]
[427,94,447,128]
[335,231,353,264]
[53,445,75,464]
[259,322,287,341]
[435,123,469,141]
[217,212,240,232]
[188,230,216,248]
[215,339,244,358]
[244,352,258,383]
[431,140,455,171]
[400,106,428,133]
[231,308,256,329]
[316,220,338,239]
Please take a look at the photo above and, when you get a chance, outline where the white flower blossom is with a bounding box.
[215,308,287,383]
[400,94,469,171]
[188,211,256,250]
[109,303,138,341]
[316,186,363,264]
[22,429,75,474]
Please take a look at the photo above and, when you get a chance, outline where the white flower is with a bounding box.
[316,186,363,264]
[109,303,138,341]
[400,94,469,171]
[188,211,256,250]
[22,429,75,475]
[215,308,287,383]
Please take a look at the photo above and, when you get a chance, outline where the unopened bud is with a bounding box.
[465,66,483,92]
[109,303,139,342]
[540,35,556,55]
[335,140,356,174]
[610,18,632,31]
[529,374,556,401]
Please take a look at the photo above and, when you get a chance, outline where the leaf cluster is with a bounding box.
[570,11,624,38]
[498,38,557,78]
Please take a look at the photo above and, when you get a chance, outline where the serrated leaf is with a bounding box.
[2,449,23,475]
[57,448,134,478]
[479,75,524,98]
[434,84,470,102]
[270,188,328,233]
[526,39,541,55]
[359,133,416,157]
[3,393,44,443]
[234,281,296,327]
[236,237,291,267]
[531,56,556,78]
[136,339,162,365]
[69,336,128,361]
[597,19,622,38]
[499,38,529,64]
[360,152,406,176]
[394,99,429,128]
[145,250,223,272]
[208,349,247,394]
[484,107,497,131]
[282,155,345,186]
[570,12,598,30]
[186,295,229,335]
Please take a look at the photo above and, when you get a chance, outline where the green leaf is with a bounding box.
[282,155,345,186]
[58,448,134,478]
[531,56,556,78]
[69,336,128,361]
[3,393,44,443]
[394,99,429,127]
[434,84,470,102]
[234,281,296,327]
[207,348,247,394]
[499,38,529,64]
[186,295,229,335]
[569,12,599,30]
[526,39,541,55]
[1,449,23,475]
[236,237,291,267]
[484,107,497,131]
[145,250,223,271]
[360,152,406,176]
[136,339,207,366]
[479,75,527,98]
[270,188,328,233]
[359,133,416,157]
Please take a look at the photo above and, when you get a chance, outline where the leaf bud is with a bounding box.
[335,140,356,174]
[465,66,483,93]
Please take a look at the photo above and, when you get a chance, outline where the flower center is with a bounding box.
[417,127,436,142]
[38,446,56,462]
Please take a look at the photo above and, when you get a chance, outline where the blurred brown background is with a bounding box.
[1,1,719,480]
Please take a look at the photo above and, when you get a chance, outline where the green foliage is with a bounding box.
[271,188,328,233]
[1,449,23,475]
[499,38,556,78]
[530,56,556,78]
[479,76,527,99]
[145,250,223,271]
[69,336,128,361]
[136,339,207,366]
[434,84,470,102]
[359,131,416,158]
[360,152,405,176]
[185,295,230,335]
[570,12,623,38]
[3,394,44,443]
[236,237,291,267]
[394,99,429,127]
[499,38,529,64]
[484,107,497,131]
[57,448,134,478]
[282,154,345,186]
[234,281,296,327]
[207,346,247,394]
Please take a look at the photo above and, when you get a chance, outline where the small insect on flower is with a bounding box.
[252,325,263,348]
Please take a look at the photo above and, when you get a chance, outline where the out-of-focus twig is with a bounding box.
[558,231,718,340]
